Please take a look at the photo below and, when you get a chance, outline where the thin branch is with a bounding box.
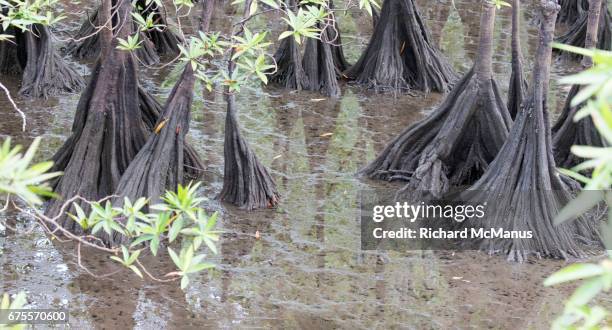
[0,82,26,131]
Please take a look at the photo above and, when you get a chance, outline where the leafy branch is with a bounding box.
[546,45,612,330]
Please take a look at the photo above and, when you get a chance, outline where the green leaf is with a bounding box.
[571,145,612,159]
[150,237,160,256]
[73,203,87,220]
[130,234,153,247]
[129,265,144,279]
[259,0,279,9]
[180,275,189,290]
[127,249,141,265]
[544,263,605,286]
[558,168,591,184]
[91,221,104,235]
[278,30,294,41]
[552,43,594,58]
[204,237,218,254]
[584,305,608,327]
[249,0,258,16]
[186,262,215,273]
[168,216,184,242]
[555,190,604,225]
[0,293,8,310]
[206,212,218,230]
[168,247,181,268]
[567,277,605,307]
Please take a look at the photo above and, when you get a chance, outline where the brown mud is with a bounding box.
[0,0,610,328]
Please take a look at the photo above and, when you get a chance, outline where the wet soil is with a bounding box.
[0,0,610,329]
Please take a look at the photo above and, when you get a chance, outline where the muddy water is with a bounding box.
[0,0,608,329]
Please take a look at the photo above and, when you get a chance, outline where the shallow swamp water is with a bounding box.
[0,0,610,328]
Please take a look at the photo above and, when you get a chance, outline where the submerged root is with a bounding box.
[0,24,84,98]
[552,84,605,168]
[269,36,309,90]
[46,48,149,233]
[66,5,161,65]
[218,94,280,210]
[460,99,601,260]
[113,65,200,210]
[344,0,456,92]
[360,69,511,198]
[558,0,588,24]
[460,0,601,261]
[302,26,341,97]
[269,0,348,95]
[555,4,612,59]
[20,25,85,98]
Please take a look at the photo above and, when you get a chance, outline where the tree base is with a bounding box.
[66,6,161,65]
[344,0,457,92]
[138,0,182,56]
[302,27,341,97]
[360,69,511,198]
[113,65,200,208]
[552,85,605,169]
[460,97,601,261]
[269,37,309,90]
[558,0,588,24]
[46,49,148,232]
[0,25,84,98]
[555,6,612,59]
[218,95,280,209]
[461,0,602,260]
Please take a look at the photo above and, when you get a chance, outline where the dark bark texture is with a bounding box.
[46,45,149,232]
[326,1,350,74]
[302,23,341,97]
[460,0,601,262]
[553,0,606,168]
[137,85,204,179]
[269,0,348,95]
[219,0,280,209]
[372,7,380,29]
[269,0,307,89]
[269,36,309,90]
[65,2,165,65]
[558,0,588,23]
[343,0,457,92]
[0,27,21,75]
[113,65,199,207]
[45,0,193,234]
[507,0,527,119]
[552,85,605,168]
[137,0,182,56]
[218,94,280,209]
[0,24,84,98]
[109,0,209,217]
[555,0,611,59]
[359,2,511,199]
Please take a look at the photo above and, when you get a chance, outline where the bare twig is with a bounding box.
[0,82,26,131]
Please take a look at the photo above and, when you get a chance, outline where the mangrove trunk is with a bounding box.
[460,0,601,262]
[360,1,511,199]
[343,0,457,92]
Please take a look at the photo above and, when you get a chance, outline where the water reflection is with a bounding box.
[441,3,469,72]
[0,0,600,328]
